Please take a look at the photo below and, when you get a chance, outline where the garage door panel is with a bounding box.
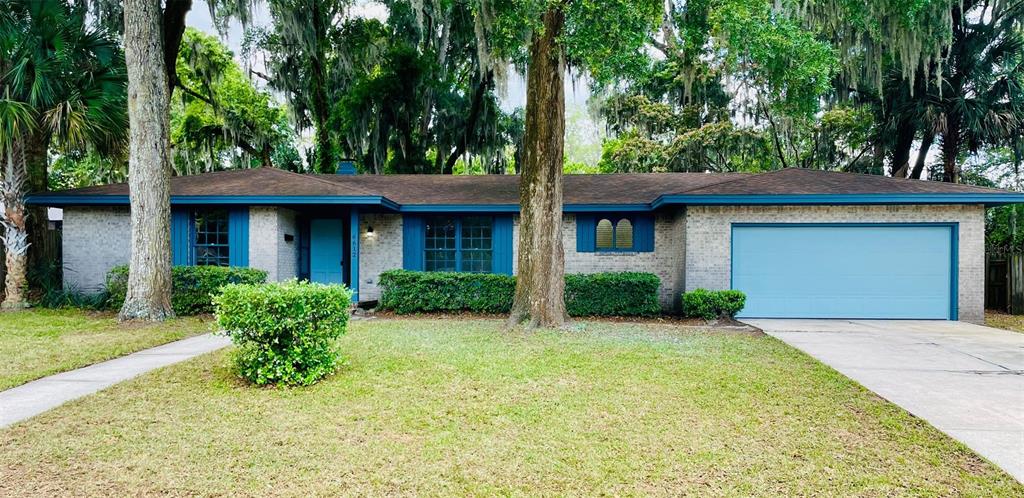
[732,225,953,319]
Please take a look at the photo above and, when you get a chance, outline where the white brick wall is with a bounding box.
[248,207,299,281]
[358,213,402,300]
[248,207,279,281]
[515,212,688,309]
[62,207,131,292]
[59,203,986,322]
[684,204,986,323]
[277,208,299,280]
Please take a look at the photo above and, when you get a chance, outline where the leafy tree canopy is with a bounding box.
[173,27,299,174]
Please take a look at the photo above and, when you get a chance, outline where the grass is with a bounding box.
[1,318,1019,496]
[986,310,1024,333]
[0,308,214,390]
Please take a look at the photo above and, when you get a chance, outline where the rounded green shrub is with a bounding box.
[214,280,352,386]
[681,288,747,320]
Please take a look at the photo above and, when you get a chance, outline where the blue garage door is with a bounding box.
[731,224,955,319]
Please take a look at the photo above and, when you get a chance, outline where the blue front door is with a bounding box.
[310,219,345,284]
[731,224,955,319]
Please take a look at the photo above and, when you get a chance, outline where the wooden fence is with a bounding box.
[986,250,1024,315]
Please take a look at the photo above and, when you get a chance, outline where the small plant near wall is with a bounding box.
[214,281,352,386]
[681,289,746,321]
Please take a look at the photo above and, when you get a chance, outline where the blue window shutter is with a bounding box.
[228,207,249,267]
[170,209,190,266]
[402,215,425,270]
[576,215,596,252]
[633,215,655,252]
[492,216,514,275]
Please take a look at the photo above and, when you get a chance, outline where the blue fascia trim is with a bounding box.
[729,222,959,320]
[654,193,1024,208]
[399,204,520,213]
[731,222,961,228]
[564,204,651,213]
[398,203,653,213]
[29,192,1024,210]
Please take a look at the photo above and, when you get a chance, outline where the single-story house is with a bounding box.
[29,167,1024,323]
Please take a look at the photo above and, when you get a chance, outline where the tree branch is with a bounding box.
[162,0,193,93]
[175,81,215,106]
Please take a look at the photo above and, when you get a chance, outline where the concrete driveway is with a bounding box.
[746,319,1024,482]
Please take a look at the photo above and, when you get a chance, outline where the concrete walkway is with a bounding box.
[0,333,230,428]
[748,319,1024,482]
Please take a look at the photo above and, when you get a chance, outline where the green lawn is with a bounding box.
[0,309,213,390]
[987,310,1024,333]
[1,319,1018,496]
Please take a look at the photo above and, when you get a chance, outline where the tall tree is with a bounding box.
[0,96,35,309]
[508,7,567,328]
[932,0,1022,183]
[473,0,662,328]
[119,0,174,321]
[249,0,516,174]
[250,0,346,173]
[173,28,299,173]
[0,0,128,281]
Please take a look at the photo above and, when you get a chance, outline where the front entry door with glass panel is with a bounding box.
[310,218,345,284]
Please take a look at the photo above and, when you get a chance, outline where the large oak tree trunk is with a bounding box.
[119,0,174,321]
[506,7,567,329]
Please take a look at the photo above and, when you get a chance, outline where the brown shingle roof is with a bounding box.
[313,172,749,205]
[36,167,1021,206]
[51,168,377,197]
[677,168,1009,195]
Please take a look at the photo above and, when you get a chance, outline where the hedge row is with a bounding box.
[378,270,661,317]
[107,265,268,315]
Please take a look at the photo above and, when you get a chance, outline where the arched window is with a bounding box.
[614,219,633,249]
[596,219,614,249]
[595,217,634,251]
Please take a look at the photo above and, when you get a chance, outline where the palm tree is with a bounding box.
[930,0,1023,183]
[0,0,128,276]
[0,94,36,308]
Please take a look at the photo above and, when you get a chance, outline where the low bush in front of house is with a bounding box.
[378,270,516,314]
[378,270,662,317]
[107,265,268,315]
[564,272,662,317]
[214,280,352,386]
[681,288,746,320]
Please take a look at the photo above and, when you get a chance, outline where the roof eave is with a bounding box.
[652,193,1024,208]
[27,192,1024,210]
[26,194,401,211]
